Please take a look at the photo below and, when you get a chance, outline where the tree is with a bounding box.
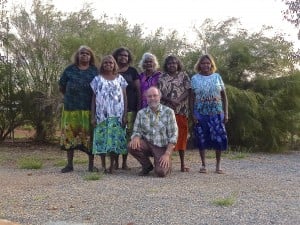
[7,0,64,141]
[282,0,300,39]
[0,61,24,142]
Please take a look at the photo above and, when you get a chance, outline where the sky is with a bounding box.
[7,0,300,49]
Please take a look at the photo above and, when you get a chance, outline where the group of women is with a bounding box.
[59,45,228,175]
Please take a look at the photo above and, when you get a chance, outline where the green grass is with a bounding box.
[21,124,34,131]
[212,195,236,207]
[225,147,251,160]
[18,157,43,169]
[83,172,102,181]
[227,151,248,160]
[73,158,88,164]
[33,195,47,201]
[206,151,215,159]
[54,157,88,167]
[148,188,160,193]
[53,159,67,167]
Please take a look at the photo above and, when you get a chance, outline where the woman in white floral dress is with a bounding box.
[90,55,128,173]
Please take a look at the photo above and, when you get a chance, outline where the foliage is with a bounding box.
[7,0,64,141]
[252,73,300,150]
[19,91,61,141]
[193,19,296,86]
[0,61,27,142]
[226,85,263,149]
[53,159,67,167]
[282,0,300,39]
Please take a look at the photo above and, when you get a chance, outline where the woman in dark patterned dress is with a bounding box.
[158,55,191,172]
[112,47,141,169]
[59,45,98,173]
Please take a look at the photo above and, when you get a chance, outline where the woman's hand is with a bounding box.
[91,118,96,128]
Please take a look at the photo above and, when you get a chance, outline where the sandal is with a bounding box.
[215,169,225,174]
[199,167,207,173]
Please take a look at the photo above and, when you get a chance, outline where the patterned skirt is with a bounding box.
[92,117,127,155]
[60,109,92,154]
[193,113,227,151]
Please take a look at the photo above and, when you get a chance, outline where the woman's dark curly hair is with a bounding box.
[112,47,133,65]
[163,55,183,72]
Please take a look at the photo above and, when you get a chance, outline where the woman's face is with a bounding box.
[78,49,91,64]
[143,57,155,71]
[117,50,129,65]
[102,58,115,72]
[199,58,212,75]
[166,59,178,75]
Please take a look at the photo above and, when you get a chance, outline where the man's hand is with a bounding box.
[128,136,141,150]
[159,143,174,168]
[159,153,170,168]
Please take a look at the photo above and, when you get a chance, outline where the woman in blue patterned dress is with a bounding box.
[90,55,128,173]
[191,54,228,174]
[59,45,98,173]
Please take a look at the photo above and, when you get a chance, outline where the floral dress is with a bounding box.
[90,75,128,154]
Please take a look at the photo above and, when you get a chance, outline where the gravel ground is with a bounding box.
[0,145,299,225]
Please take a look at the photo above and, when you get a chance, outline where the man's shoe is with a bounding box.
[138,165,154,176]
[61,165,74,173]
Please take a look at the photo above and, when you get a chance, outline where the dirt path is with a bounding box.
[0,143,299,225]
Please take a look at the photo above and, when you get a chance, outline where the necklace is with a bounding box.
[146,109,160,133]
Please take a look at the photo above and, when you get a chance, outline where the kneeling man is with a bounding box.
[128,86,178,177]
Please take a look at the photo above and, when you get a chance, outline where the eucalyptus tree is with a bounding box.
[7,0,65,141]
[0,0,27,142]
[282,0,300,39]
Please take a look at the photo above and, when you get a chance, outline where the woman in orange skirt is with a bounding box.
[158,55,191,172]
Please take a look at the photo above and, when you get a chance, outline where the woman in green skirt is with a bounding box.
[59,45,98,173]
[90,55,128,173]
